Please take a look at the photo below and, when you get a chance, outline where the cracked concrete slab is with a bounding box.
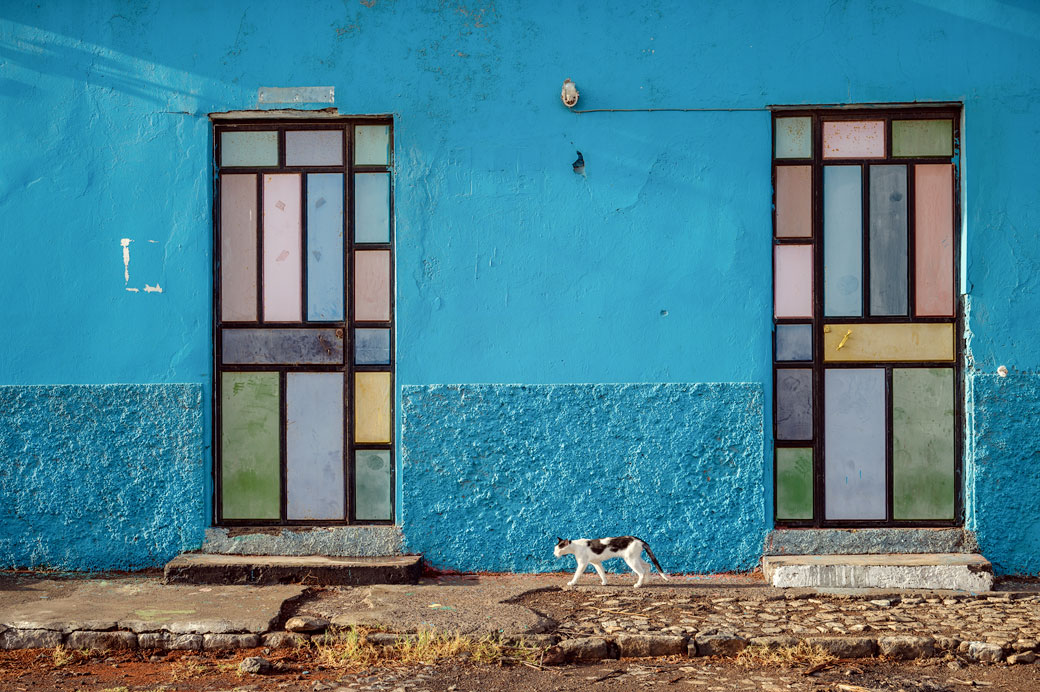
[0,573,304,634]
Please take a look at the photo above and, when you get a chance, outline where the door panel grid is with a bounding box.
[772,107,962,528]
[213,119,395,526]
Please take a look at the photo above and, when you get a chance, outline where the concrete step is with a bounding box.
[762,553,993,591]
[164,553,422,586]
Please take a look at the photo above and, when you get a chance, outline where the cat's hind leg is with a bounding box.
[567,559,588,586]
[592,562,608,586]
[623,555,649,588]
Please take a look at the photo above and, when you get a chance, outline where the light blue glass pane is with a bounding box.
[355,125,390,165]
[776,324,812,361]
[355,450,392,521]
[825,369,886,520]
[775,117,812,159]
[307,174,344,321]
[287,373,345,520]
[286,130,343,166]
[354,173,390,243]
[355,328,391,365]
[220,131,278,167]
[824,166,863,317]
[869,165,908,316]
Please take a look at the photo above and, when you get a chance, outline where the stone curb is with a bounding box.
[1,626,1038,668]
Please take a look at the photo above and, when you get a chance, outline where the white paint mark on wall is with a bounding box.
[144,284,163,293]
[121,238,132,283]
[126,287,140,293]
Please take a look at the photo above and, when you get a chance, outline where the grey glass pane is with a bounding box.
[869,165,908,316]
[287,373,345,520]
[825,369,886,520]
[776,369,812,440]
[355,125,390,165]
[824,166,863,316]
[220,131,278,167]
[776,324,812,361]
[355,450,392,521]
[222,328,344,365]
[286,130,343,166]
[355,328,391,365]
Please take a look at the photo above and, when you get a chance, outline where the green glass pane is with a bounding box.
[354,125,390,165]
[220,131,278,167]
[355,450,392,521]
[893,368,955,520]
[892,120,953,158]
[775,117,812,159]
[221,372,280,519]
[776,448,813,520]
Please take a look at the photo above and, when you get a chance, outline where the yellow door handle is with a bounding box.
[836,329,852,350]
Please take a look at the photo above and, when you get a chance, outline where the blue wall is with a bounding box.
[1,1,1039,572]
[0,385,205,570]
[402,384,764,573]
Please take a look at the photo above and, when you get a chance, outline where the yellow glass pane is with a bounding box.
[822,323,954,362]
[355,372,392,443]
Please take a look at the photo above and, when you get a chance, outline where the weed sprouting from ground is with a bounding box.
[736,642,837,669]
[311,626,541,670]
[51,645,73,668]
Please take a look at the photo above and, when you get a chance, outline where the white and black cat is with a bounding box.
[553,535,669,588]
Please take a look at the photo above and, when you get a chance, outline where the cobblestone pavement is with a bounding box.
[521,587,1040,645]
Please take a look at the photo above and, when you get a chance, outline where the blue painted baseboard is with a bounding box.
[401,383,766,574]
[0,384,206,571]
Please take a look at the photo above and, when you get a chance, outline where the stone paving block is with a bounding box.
[138,632,173,649]
[967,641,1005,663]
[262,631,310,648]
[805,636,876,658]
[1014,639,1039,652]
[695,631,747,657]
[748,636,800,650]
[0,628,63,650]
[171,634,204,650]
[879,636,934,659]
[615,634,687,658]
[66,630,137,650]
[1008,651,1036,665]
[203,633,260,650]
[285,616,330,633]
[544,637,617,664]
[934,635,960,651]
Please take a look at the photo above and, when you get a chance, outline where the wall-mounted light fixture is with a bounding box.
[561,79,579,108]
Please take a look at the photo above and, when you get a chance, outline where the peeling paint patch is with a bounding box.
[120,238,132,283]
[144,284,163,293]
[125,287,140,293]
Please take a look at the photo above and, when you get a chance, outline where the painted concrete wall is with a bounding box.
[1,1,1039,572]
[402,384,764,573]
[0,386,205,570]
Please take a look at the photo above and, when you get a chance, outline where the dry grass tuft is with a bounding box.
[51,645,74,668]
[735,641,837,669]
[168,656,212,681]
[311,626,541,670]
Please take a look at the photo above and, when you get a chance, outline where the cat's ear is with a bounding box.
[556,536,564,543]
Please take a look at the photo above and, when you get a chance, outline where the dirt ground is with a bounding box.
[2,648,1040,692]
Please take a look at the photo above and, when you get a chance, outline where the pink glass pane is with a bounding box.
[220,174,257,321]
[915,164,954,316]
[774,244,813,318]
[355,250,391,321]
[823,121,885,159]
[775,166,812,238]
[262,174,302,322]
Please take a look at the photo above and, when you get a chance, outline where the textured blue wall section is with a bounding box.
[401,383,765,573]
[2,1,1040,572]
[0,385,206,571]
[967,374,1040,575]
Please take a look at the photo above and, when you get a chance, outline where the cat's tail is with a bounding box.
[637,538,669,580]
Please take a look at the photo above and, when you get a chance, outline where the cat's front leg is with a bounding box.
[567,559,588,586]
[592,562,608,586]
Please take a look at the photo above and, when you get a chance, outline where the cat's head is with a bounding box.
[553,536,571,557]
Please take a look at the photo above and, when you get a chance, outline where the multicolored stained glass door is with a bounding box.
[214,119,395,525]
[772,108,961,527]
